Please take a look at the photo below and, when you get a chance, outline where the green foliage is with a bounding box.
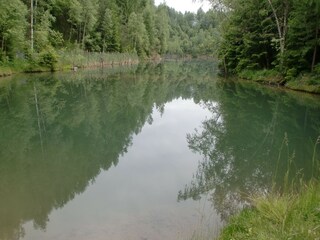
[34,10,55,52]
[218,0,277,74]
[217,0,320,81]
[284,0,320,74]
[0,0,27,60]
[285,75,320,93]
[38,48,58,71]
[155,5,170,54]
[127,12,150,56]
[166,7,217,57]
[98,8,120,52]
[0,65,13,77]
[143,2,156,53]
[0,0,218,65]
[238,69,282,84]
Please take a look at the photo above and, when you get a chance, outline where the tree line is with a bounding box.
[0,0,217,67]
[213,0,320,80]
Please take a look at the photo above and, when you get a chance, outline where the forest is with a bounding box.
[213,0,320,87]
[0,0,319,90]
[0,0,217,73]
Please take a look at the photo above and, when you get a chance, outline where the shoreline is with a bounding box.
[233,69,320,95]
[0,51,140,78]
[0,59,140,78]
[2,59,320,95]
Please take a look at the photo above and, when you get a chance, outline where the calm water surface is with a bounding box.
[0,62,319,240]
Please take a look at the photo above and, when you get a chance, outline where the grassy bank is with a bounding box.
[217,135,320,240]
[285,75,320,94]
[218,181,320,240]
[238,69,320,94]
[0,50,139,77]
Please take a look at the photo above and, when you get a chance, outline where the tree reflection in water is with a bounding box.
[179,82,320,222]
[0,61,218,240]
[0,62,319,239]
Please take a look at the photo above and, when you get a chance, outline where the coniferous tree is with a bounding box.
[127,12,149,56]
[155,5,169,54]
[215,0,319,78]
[285,0,320,75]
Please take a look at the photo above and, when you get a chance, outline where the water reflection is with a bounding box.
[179,81,320,221]
[0,62,218,240]
[1,61,320,239]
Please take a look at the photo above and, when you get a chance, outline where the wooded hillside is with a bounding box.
[0,0,217,64]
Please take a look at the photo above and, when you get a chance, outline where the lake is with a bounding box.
[0,61,319,240]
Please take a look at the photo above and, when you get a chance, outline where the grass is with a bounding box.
[218,181,320,240]
[0,65,13,77]
[0,59,30,77]
[285,75,320,94]
[237,69,320,94]
[238,69,283,85]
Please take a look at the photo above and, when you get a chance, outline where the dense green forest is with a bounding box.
[0,0,217,73]
[1,0,319,91]
[212,0,320,86]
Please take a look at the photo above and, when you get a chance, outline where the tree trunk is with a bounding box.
[34,83,43,151]
[30,0,34,52]
[311,19,319,71]
[223,55,228,78]
[34,0,38,24]
[266,0,289,70]
[82,21,87,49]
[78,23,82,45]
[266,0,283,49]
[69,27,73,42]
[1,35,4,51]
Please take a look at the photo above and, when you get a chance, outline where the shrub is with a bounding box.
[38,48,58,71]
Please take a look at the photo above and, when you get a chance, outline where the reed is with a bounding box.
[57,50,139,70]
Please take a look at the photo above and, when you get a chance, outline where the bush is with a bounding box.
[285,68,298,81]
[313,64,320,76]
[239,69,282,84]
[38,48,58,71]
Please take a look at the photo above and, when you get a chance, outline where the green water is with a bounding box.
[0,62,319,240]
